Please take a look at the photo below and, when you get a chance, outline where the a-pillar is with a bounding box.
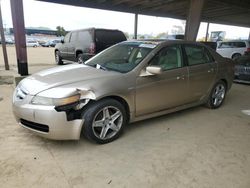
[134,13,138,39]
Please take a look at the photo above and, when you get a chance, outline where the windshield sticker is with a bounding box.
[139,44,157,49]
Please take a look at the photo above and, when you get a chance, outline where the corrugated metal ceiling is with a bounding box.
[38,0,250,27]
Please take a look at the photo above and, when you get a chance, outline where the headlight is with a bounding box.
[31,94,80,106]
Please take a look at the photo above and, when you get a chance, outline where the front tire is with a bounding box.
[206,81,227,109]
[82,99,127,144]
[55,51,63,65]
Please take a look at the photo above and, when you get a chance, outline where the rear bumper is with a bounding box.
[13,102,84,140]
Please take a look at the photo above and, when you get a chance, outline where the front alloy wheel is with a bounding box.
[92,106,123,140]
[82,99,126,144]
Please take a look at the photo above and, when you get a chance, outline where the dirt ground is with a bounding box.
[0,46,55,67]
[0,83,250,188]
[0,46,59,77]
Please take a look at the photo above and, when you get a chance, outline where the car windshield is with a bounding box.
[85,42,155,73]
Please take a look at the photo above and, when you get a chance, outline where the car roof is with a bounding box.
[70,27,123,32]
[218,40,249,43]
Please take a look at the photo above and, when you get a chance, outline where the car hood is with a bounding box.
[19,64,120,95]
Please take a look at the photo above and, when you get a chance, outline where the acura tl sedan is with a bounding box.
[13,40,234,144]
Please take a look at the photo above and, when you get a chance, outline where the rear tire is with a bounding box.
[232,53,241,60]
[55,51,63,65]
[206,80,227,109]
[82,99,127,144]
[77,53,84,64]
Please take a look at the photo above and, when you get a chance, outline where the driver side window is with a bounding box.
[150,46,182,71]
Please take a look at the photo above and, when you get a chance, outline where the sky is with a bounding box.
[1,0,250,40]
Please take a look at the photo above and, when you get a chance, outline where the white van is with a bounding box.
[216,40,250,59]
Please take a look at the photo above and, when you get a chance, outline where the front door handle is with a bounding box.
[177,75,185,80]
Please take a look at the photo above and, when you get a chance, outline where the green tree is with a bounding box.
[56,26,66,36]
[156,32,168,39]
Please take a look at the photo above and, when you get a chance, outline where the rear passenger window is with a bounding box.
[184,45,211,66]
[150,46,182,71]
[218,41,246,48]
[78,31,93,44]
[218,42,230,48]
[234,42,246,48]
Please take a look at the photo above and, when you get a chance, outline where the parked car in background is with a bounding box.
[3,38,15,44]
[13,40,234,144]
[26,40,39,47]
[200,42,217,50]
[216,40,250,59]
[234,54,250,84]
[55,28,127,65]
[42,39,61,47]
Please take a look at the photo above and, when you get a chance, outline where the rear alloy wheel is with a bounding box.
[55,51,63,65]
[206,81,226,109]
[77,53,84,64]
[82,99,126,144]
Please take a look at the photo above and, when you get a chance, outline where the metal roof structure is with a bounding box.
[38,0,250,28]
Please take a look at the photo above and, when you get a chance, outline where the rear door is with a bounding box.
[184,45,217,103]
[78,30,94,60]
[67,31,78,61]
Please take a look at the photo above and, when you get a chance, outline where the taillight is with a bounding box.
[89,43,95,54]
[247,48,250,52]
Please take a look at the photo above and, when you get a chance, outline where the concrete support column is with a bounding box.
[205,22,210,42]
[248,30,250,40]
[10,0,28,76]
[134,13,138,39]
[184,0,205,41]
[0,2,9,70]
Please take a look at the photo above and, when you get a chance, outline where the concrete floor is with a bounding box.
[0,83,250,188]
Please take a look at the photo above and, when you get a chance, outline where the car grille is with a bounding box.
[20,119,49,133]
[235,66,250,74]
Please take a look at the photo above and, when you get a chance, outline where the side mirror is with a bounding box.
[146,65,163,75]
[61,38,64,43]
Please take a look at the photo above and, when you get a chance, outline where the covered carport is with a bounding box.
[8,0,250,76]
[1,1,250,187]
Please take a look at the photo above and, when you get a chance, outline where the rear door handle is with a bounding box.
[208,68,214,73]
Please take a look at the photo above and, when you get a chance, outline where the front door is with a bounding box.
[135,45,189,116]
